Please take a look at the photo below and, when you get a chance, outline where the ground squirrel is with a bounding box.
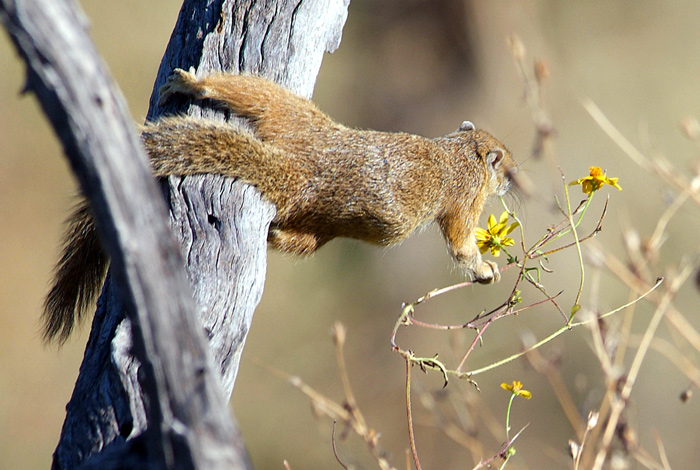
[43,69,517,342]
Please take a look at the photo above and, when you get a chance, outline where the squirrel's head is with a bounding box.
[456,121,517,197]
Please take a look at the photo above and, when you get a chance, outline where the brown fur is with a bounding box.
[43,69,517,343]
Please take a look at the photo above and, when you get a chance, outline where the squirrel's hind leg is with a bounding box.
[157,69,331,143]
[268,228,328,256]
[159,69,291,120]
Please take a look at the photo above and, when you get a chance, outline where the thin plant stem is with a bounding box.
[404,353,422,470]
[466,278,662,377]
[505,394,515,441]
[592,266,690,470]
[562,170,587,319]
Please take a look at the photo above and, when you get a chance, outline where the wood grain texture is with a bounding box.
[1,0,348,468]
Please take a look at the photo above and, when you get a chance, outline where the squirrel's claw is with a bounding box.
[474,260,500,284]
[158,67,201,106]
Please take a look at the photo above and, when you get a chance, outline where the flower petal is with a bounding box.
[475,227,490,241]
[503,222,519,235]
[605,176,622,190]
[487,213,497,230]
[582,180,593,194]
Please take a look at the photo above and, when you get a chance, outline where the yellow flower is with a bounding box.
[475,211,519,257]
[501,380,532,399]
[569,166,622,195]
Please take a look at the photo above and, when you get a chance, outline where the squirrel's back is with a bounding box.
[43,71,516,343]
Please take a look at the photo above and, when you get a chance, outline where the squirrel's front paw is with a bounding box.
[473,260,500,284]
[158,67,201,106]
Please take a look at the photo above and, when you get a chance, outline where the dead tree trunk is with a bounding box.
[0,0,348,468]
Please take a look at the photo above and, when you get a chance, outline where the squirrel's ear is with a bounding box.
[458,121,475,132]
[487,148,505,168]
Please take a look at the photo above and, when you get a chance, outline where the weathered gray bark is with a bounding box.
[0,0,246,468]
[1,0,348,468]
[146,0,349,396]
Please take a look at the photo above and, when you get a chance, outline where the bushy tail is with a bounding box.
[44,116,296,342]
[142,116,288,183]
[43,199,108,343]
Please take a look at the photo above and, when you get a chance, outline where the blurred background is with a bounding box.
[2,0,700,468]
